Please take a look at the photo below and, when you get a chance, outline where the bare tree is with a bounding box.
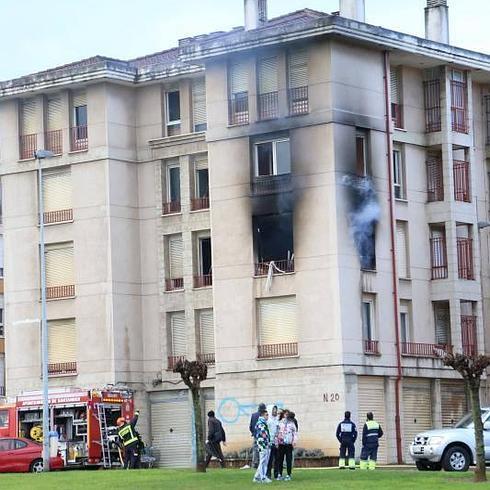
[173,359,208,472]
[442,352,490,483]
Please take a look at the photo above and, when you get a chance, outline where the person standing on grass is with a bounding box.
[360,412,383,470]
[253,408,272,484]
[336,410,357,470]
[117,410,140,469]
[266,405,280,480]
[249,402,266,469]
[275,409,298,481]
[205,411,226,469]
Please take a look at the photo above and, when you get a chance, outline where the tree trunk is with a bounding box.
[469,380,486,482]
[191,387,206,472]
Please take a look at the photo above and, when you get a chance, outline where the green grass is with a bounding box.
[0,468,481,489]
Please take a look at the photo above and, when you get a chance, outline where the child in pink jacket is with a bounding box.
[274,410,298,481]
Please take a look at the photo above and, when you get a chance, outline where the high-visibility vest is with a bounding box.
[118,423,138,447]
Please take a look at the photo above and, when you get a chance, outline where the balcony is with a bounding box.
[19,134,37,160]
[258,92,279,120]
[165,278,183,291]
[194,274,212,288]
[254,259,294,277]
[457,237,474,280]
[430,236,448,279]
[229,93,249,125]
[70,125,88,151]
[167,355,186,370]
[190,197,209,211]
[424,79,442,132]
[45,129,63,155]
[46,285,75,300]
[44,209,73,225]
[48,362,77,376]
[288,86,309,116]
[197,352,215,365]
[451,81,468,133]
[391,103,403,129]
[461,315,477,356]
[363,339,380,355]
[427,158,444,202]
[251,174,292,196]
[162,201,181,215]
[453,160,470,202]
[401,342,452,358]
[257,342,298,359]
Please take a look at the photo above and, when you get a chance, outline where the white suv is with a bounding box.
[410,408,490,471]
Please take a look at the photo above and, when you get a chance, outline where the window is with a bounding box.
[44,242,75,299]
[166,234,183,291]
[450,70,468,133]
[461,301,477,356]
[430,225,448,279]
[257,56,279,120]
[423,68,442,133]
[362,297,375,341]
[257,296,298,358]
[71,90,88,150]
[166,90,181,135]
[13,440,28,450]
[168,311,186,368]
[198,309,215,364]
[287,49,309,115]
[0,235,4,277]
[0,439,14,451]
[19,98,38,159]
[0,308,3,338]
[0,411,8,429]
[393,147,406,200]
[195,234,212,288]
[427,151,444,202]
[399,301,411,344]
[456,224,474,280]
[47,318,77,375]
[254,138,291,177]
[390,66,403,128]
[433,301,451,345]
[191,156,209,211]
[229,61,249,125]
[396,221,409,278]
[192,78,207,132]
[162,161,181,214]
[355,130,369,176]
[46,94,63,155]
[42,167,73,224]
[453,148,470,202]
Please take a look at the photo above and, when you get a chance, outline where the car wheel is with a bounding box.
[442,446,470,472]
[30,459,44,473]
[416,461,430,471]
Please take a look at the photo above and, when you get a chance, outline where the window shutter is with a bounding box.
[230,62,248,95]
[288,50,308,89]
[194,155,208,171]
[48,319,76,364]
[21,98,38,135]
[45,244,74,287]
[258,57,278,95]
[258,296,297,345]
[434,303,450,345]
[396,222,408,278]
[169,235,183,279]
[192,78,207,130]
[72,91,87,108]
[47,95,63,131]
[43,169,72,212]
[199,310,215,355]
[390,67,401,104]
[170,312,187,356]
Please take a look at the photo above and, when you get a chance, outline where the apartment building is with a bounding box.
[0,0,489,466]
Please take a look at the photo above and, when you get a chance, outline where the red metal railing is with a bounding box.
[424,79,441,132]
[70,125,88,151]
[430,236,448,279]
[453,160,470,202]
[258,92,279,120]
[165,278,183,291]
[44,209,73,224]
[258,342,298,359]
[190,197,209,211]
[48,362,77,376]
[289,86,309,115]
[19,134,37,160]
[363,340,380,355]
[251,174,292,195]
[46,284,75,300]
[401,342,452,357]
[194,274,213,288]
[229,93,249,125]
[254,259,295,276]
[197,352,215,365]
[457,237,474,280]
[391,103,403,129]
[45,129,63,155]
[162,201,181,215]
[167,355,186,370]
[451,80,468,133]
[427,158,444,202]
[461,315,477,356]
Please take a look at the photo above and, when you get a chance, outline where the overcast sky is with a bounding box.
[1,0,488,81]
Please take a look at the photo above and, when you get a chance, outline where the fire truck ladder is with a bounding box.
[96,404,112,468]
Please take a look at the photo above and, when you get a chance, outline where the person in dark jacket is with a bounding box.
[117,410,140,469]
[205,411,226,468]
[336,411,357,470]
[360,412,383,470]
[249,403,266,468]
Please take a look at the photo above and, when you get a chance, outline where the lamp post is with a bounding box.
[34,149,54,472]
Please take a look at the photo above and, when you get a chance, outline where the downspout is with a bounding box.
[382,50,403,464]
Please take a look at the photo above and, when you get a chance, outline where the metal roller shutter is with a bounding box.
[396,222,408,278]
[43,169,72,212]
[258,57,278,94]
[21,98,38,135]
[47,95,63,131]
[199,309,214,356]
[403,379,432,462]
[168,235,183,279]
[288,50,308,89]
[230,62,248,95]
[72,90,87,108]
[192,78,207,130]
[258,296,297,345]
[170,312,186,357]
[441,380,468,428]
[150,391,192,467]
[390,67,401,104]
[48,319,76,364]
[45,244,74,287]
[194,155,208,171]
[357,376,387,464]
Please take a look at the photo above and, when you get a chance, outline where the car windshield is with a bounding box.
[455,410,490,428]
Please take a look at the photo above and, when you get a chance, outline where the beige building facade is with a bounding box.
[0,0,490,466]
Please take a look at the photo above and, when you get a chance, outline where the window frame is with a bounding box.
[166,162,181,203]
[399,301,411,344]
[361,296,376,341]
[195,167,209,199]
[197,235,212,276]
[165,90,181,127]
[355,130,369,176]
[393,147,406,200]
[253,137,291,178]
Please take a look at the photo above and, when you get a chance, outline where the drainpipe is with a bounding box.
[382,50,403,464]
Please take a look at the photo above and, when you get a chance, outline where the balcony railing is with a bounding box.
[167,355,186,370]
[48,362,77,376]
[45,129,63,155]
[251,174,292,196]
[451,80,468,133]
[363,339,380,355]
[258,91,279,120]
[162,201,181,215]
[44,209,73,225]
[19,134,37,160]
[197,352,215,365]
[70,125,88,151]
[430,236,448,279]
[391,103,403,129]
[255,259,295,276]
[424,79,442,132]
[401,342,452,357]
[427,158,444,202]
[453,160,470,202]
[46,284,75,300]
[190,197,209,211]
[194,274,213,288]
[288,86,309,116]
[457,237,474,280]
[258,342,298,359]
[165,278,183,291]
[461,315,477,356]
[229,93,249,125]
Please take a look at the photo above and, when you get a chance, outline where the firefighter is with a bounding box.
[360,412,383,470]
[117,410,140,469]
[336,410,357,470]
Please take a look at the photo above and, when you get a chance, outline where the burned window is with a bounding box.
[255,139,291,177]
[253,213,293,265]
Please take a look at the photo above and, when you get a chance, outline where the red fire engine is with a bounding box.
[0,387,134,468]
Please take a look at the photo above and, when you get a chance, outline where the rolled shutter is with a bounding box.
[45,244,74,287]
[288,50,308,89]
[390,67,401,104]
[258,57,278,95]
[441,381,468,428]
[192,79,207,130]
[230,62,248,95]
[170,312,187,357]
[47,95,63,131]
[72,91,87,108]
[199,309,215,355]
[258,296,297,345]
[21,98,37,135]
[169,235,183,279]
[48,319,76,364]
[434,302,450,345]
[396,222,408,278]
[194,155,208,171]
[43,169,72,212]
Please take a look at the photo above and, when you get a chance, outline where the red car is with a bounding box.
[0,437,64,473]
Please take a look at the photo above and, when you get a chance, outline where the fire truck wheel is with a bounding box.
[30,459,44,473]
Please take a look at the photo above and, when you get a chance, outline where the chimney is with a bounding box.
[339,0,365,22]
[425,0,449,44]
[244,0,267,30]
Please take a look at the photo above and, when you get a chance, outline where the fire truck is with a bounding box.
[0,387,134,468]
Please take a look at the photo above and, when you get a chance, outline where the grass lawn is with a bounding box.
[0,468,480,489]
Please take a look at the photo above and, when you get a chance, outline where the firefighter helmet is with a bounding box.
[117,417,125,427]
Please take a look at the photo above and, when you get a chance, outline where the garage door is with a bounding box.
[358,376,387,464]
[403,379,432,462]
[150,390,192,468]
[441,380,468,428]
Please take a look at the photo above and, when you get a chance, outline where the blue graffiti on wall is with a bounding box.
[217,397,284,424]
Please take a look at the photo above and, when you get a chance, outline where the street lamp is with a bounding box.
[34,149,54,472]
